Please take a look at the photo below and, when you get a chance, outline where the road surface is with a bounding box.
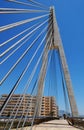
[12,119,81,130]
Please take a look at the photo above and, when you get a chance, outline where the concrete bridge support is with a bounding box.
[36,7,78,117]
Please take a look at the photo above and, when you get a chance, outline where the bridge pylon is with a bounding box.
[36,6,78,117]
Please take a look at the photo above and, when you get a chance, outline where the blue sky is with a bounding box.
[0,0,84,115]
[54,0,84,115]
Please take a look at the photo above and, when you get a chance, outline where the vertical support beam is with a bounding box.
[36,46,48,116]
[36,6,78,117]
[51,7,78,117]
[36,13,52,117]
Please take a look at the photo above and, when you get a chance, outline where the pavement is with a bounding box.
[12,119,81,130]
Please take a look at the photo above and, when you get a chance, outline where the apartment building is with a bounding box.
[0,94,58,117]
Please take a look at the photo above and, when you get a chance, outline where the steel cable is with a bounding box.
[28,0,49,9]
[0,22,40,47]
[0,25,48,116]
[0,18,50,85]
[29,29,53,130]
[8,35,47,130]
[57,50,70,115]
[7,0,49,10]
[17,24,53,130]
[5,18,53,129]
[0,32,35,65]
[0,14,49,32]
[0,19,49,58]
[0,8,49,14]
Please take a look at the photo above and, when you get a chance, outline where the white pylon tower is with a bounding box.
[36,7,78,117]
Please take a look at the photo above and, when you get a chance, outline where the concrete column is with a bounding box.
[35,6,78,117]
[36,31,52,116]
[51,7,78,117]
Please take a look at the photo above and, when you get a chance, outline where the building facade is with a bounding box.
[0,94,58,117]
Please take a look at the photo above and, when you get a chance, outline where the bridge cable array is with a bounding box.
[3,17,53,130]
[0,0,70,129]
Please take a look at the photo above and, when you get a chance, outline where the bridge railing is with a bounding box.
[67,117,84,129]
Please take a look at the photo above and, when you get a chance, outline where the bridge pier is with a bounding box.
[35,7,78,117]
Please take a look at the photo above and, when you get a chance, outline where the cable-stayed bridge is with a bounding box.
[0,0,84,130]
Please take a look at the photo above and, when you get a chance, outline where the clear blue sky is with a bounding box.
[0,0,84,115]
[54,0,84,116]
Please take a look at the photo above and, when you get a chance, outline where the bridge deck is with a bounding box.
[12,119,80,130]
